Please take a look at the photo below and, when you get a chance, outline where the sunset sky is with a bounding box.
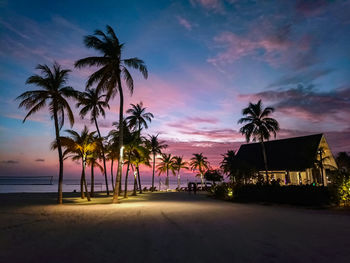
[1,0,350,179]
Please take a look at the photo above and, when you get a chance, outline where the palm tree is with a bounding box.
[125,102,154,132]
[75,25,148,203]
[238,100,279,182]
[173,156,188,190]
[87,149,104,197]
[16,63,77,204]
[145,134,168,191]
[157,153,176,190]
[125,102,153,193]
[77,88,110,195]
[55,126,98,201]
[190,153,210,187]
[106,140,118,191]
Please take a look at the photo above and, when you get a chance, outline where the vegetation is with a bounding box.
[77,87,110,195]
[17,63,77,204]
[190,153,210,187]
[75,25,148,203]
[238,100,279,183]
[125,102,153,193]
[204,169,223,185]
[172,156,188,190]
[145,134,168,191]
[157,153,176,190]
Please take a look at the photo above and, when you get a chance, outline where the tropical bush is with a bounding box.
[212,183,332,206]
[328,170,350,206]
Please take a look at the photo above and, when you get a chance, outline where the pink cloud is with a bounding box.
[176,16,193,31]
[208,25,315,70]
[190,0,225,13]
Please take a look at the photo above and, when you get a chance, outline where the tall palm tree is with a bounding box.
[75,25,148,203]
[16,63,77,204]
[157,153,176,190]
[77,87,110,195]
[238,100,279,182]
[190,153,210,187]
[125,102,153,193]
[145,134,168,191]
[173,156,188,190]
[54,126,98,201]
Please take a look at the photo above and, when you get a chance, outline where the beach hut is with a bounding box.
[234,134,337,185]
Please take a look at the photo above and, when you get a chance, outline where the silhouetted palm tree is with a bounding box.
[145,134,168,191]
[55,126,98,201]
[173,156,188,190]
[125,102,153,193]
[87,144,104,197]
[106,140,118,191]
[125,102,154,132]
[190,153,210,187]
[75,25,148,203]
[77,87,110,195]
[157,153,176,190]
[17,63,77,204]
[238,100,279,182]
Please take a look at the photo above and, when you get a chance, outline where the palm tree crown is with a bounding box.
[17,63,76,128]
[77,88,109,123]
[146,134,168,155]
[74,25,148,100]
[125,102,154,131]
[237,100,279,142]
[190,153,209,174]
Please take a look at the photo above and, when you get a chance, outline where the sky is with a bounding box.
[0,0,350,180]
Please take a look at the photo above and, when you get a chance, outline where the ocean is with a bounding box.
[0,176,198,193]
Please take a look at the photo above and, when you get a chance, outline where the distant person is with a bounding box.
[193,183,197,195]
[188,182,192,194]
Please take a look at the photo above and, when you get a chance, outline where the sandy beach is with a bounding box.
[1,192,350,263]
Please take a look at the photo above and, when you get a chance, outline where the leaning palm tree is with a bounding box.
[75,25,148,203]
[145,134,168,191]
[125,102,153,193]
[190,153,210,187]
[54,126,98,201]
[16,63,77,204]
[173,156,188,190]
[238,100,279,182]
[157,153,176,190]
[77,87,110,195]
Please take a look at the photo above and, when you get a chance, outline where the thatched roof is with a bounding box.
[235,134,324,171]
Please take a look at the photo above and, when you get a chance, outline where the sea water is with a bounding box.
[0,176,198,193]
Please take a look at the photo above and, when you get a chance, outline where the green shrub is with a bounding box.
[212,183,232,200]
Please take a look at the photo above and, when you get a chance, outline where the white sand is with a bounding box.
[1,192,350,263]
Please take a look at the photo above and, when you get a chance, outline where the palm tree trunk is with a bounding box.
[151,153,156,191]
[113,79,124,203]
[177,170,181,190]
[132,165,137,196]
[137,165,142,193]
[82,158,91,201]
[111,159,115,191]
[119,159,122,193]
[260,141,269,183]
[80,168,84,199]
[90,164,94,197]
[124,153,131,198]
[94,117,109,196]
[200,172,204,187]
[166,165,169,190]
[53,108,64,204]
